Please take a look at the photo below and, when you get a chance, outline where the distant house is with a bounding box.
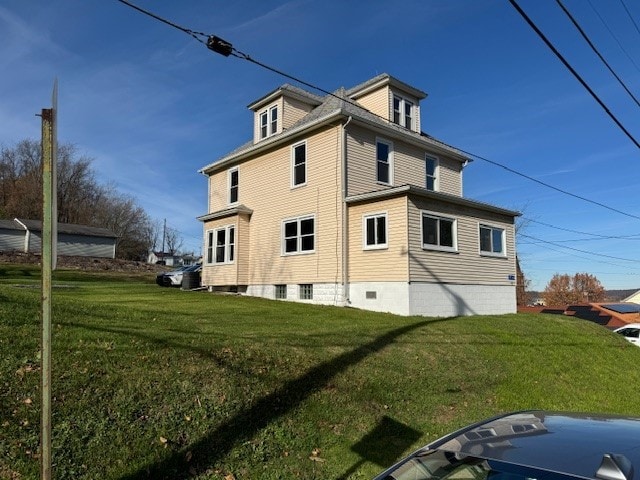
[147,252,199,266]
[624,290,640,304]
[0,218,117,258]
[197,73,520,317]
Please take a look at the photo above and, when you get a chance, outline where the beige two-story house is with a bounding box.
[198,74,519,317]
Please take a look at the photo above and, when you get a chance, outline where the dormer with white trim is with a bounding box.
[248,84,323,144]
[346,74,427,133]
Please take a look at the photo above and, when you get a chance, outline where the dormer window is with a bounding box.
[393,95,414,130]
[260,105,278,139]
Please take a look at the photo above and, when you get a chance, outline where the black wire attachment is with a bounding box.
[207,36,233,56]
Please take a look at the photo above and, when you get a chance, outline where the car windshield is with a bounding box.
[383,449,585,480]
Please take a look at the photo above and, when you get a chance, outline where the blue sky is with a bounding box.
[1,0,639,291]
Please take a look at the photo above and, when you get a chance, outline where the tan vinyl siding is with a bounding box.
[345,124,463,197]
[236,213,251,285]
[202,218,240,286]
[353,86,391,120]
[208,168,233,212]
[282,96,315,130]
[407,197,516,284]
[437,155,463,196]
[206,125,343,287]
[348,196,409,282]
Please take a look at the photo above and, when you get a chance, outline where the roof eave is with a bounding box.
[346,185,521,218]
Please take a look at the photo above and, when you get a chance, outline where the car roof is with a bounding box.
[614,323,640,331]
[428,411,640,480]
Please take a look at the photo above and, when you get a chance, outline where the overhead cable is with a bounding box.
[556,0,640,109]
[115,0,640,223]
[508,0,640,149]
[587,0,640,74]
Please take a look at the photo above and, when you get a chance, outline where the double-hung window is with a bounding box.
[393,95,414,130]
[228,167,239,204]
[422,212,457,252]
[376,138,393,185]
[260,105,278,139]
[363,213,387,249]
[206,225,235,264]
[292,141,307,187]
[426,155,438,191]
[479,224,506,256]
[282,215,315,255]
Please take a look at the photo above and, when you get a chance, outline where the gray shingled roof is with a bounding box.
[14,219,117,238]
[201,75,468,173]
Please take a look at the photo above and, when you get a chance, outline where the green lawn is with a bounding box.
[1,264,639,479]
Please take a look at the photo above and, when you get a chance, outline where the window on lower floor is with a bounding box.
[206,225,235,264]
[299,284,313,300]
[363,213,387,249]
[275,284,287,299]
[282,215,315,255]
[422,212,457,252]
[479,224,505,256]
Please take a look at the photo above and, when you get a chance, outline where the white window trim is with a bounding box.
[228,166,239,205]
[259,105,278,139]
[205,229,214,265]
[421,210,458,253]
[376,137,394,186]
[479,223,507,258]
[425,154,439,191]
[206,224,235,265]
[362,212,388,250]
[281,214,316,256]
[291,140,307,189]
[392,94,415,130]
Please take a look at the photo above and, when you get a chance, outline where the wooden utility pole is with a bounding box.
[40,80,57,480]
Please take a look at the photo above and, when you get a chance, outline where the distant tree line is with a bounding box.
[0,139,159,260]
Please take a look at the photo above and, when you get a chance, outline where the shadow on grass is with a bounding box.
[92,317,446,479]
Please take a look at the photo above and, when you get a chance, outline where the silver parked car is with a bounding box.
[155,263,201,287]
[613,323,640,347]
[373,410,640,480]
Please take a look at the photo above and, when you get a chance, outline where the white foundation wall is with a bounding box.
[246,283,346,306]
[348,282,412,316]
[349,282,516,317]
[408,283,516,317]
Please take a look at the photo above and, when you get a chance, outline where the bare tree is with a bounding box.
[0,139,158,260]
[164,226,183,255]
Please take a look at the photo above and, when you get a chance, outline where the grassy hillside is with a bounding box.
[1,264,639,479]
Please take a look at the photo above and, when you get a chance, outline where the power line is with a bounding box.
[619,0,640,37]
[556,0,640,109]
[587,0,640,74]
[520,233,640,263]
[521,216,640,240]
[508,0,640,149]
[115,0,640,223]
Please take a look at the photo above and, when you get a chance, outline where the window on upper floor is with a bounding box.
[363,213,388,250]
[260,105,278,139]
[292,141,307,188]
[206,225,235,264]
[282,215,315,255]
[426,155,439,191]
[479,224,506,257]
[393,95,414,130]
[376,138,393,185]
[422,212,457,253]
[228,167,239,204]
